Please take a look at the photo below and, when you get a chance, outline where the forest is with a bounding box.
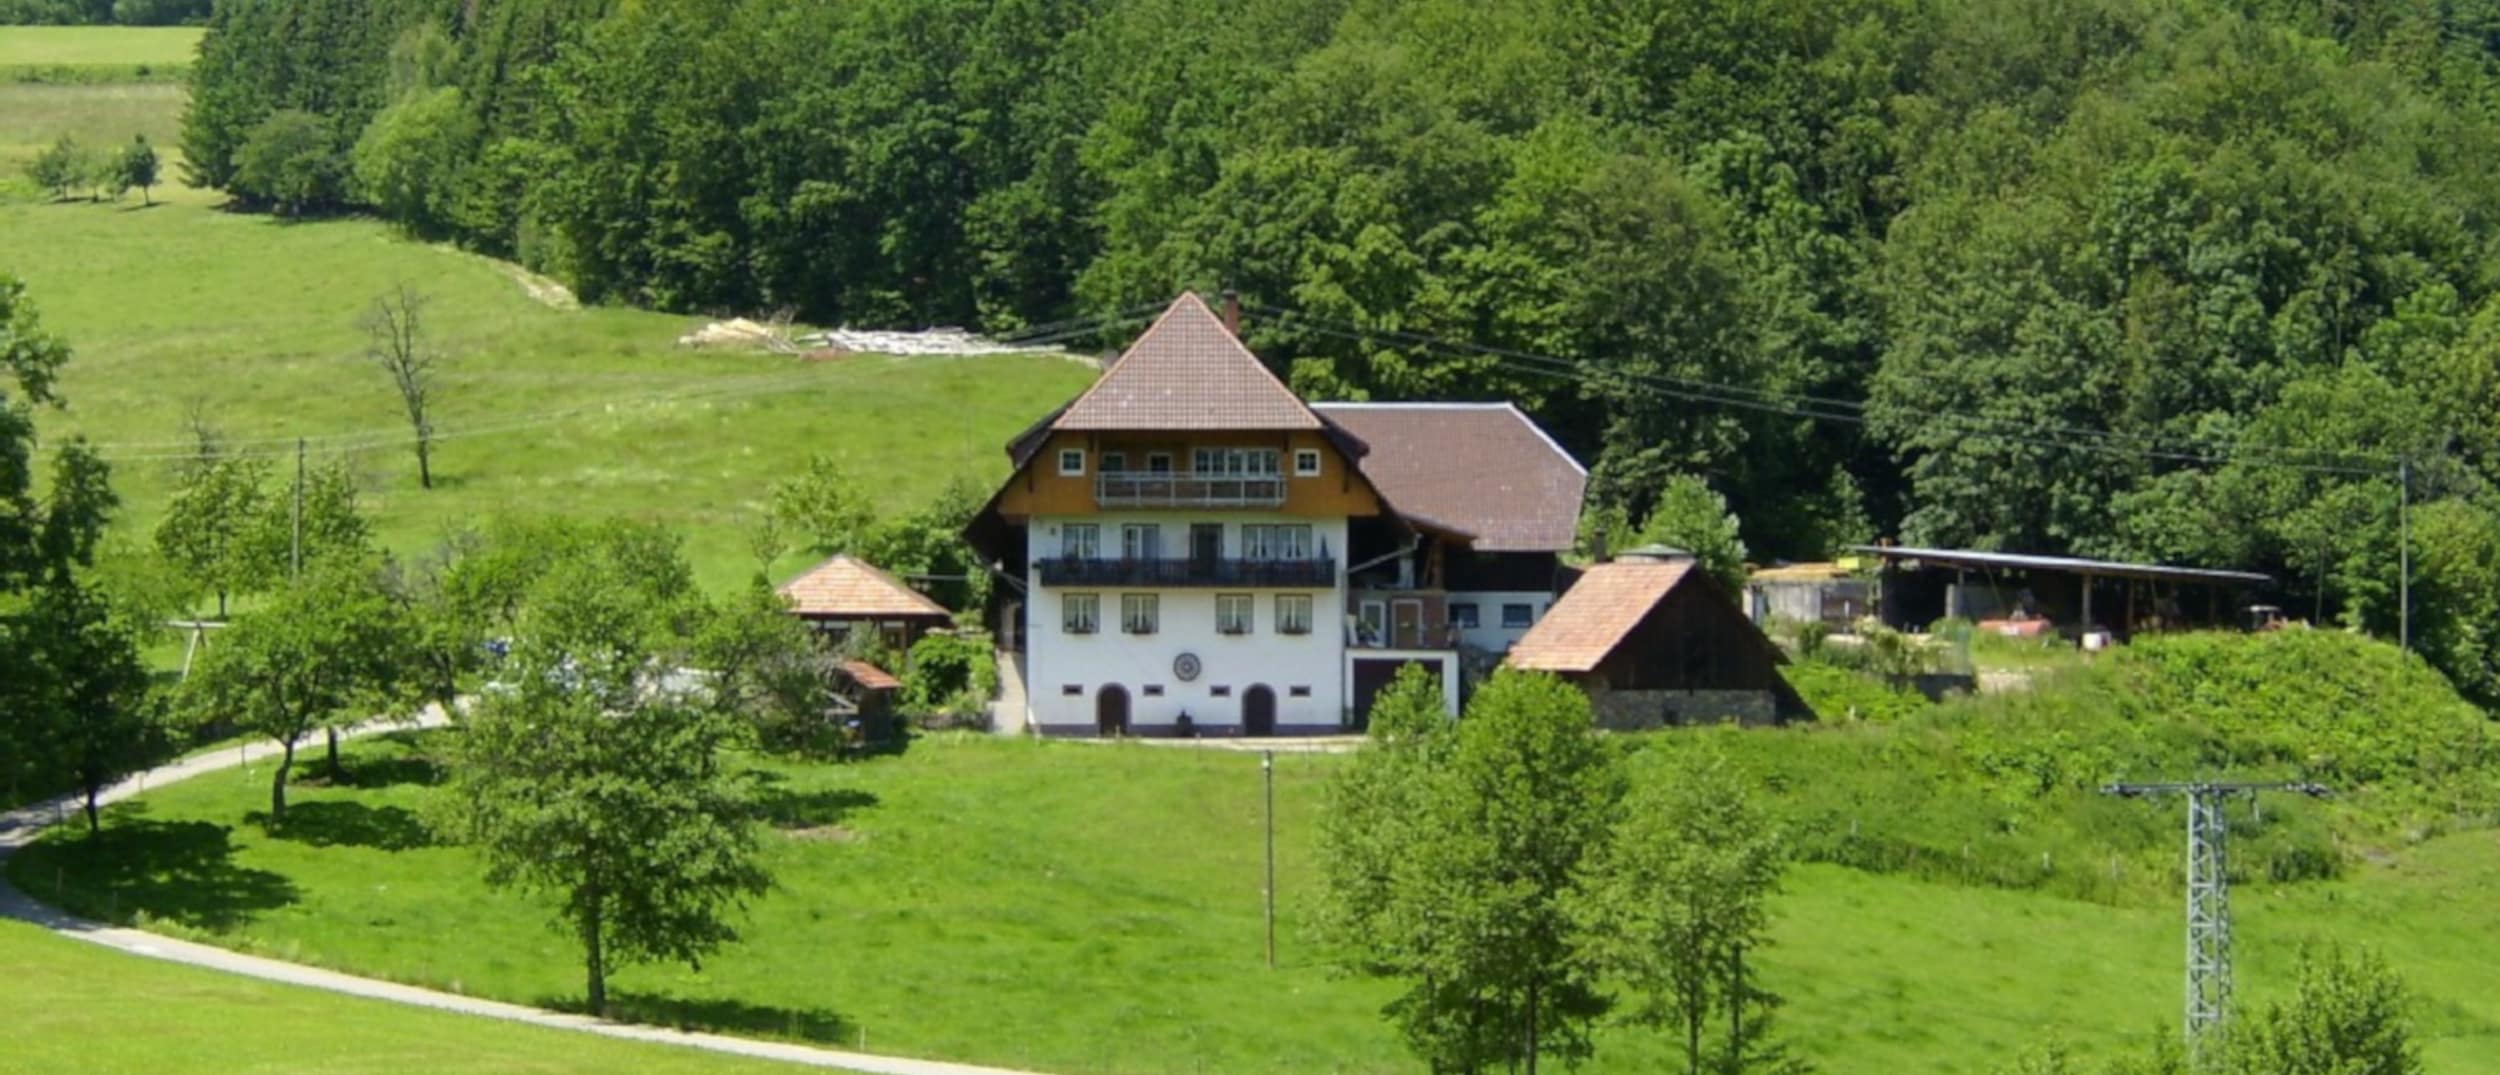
[173,0,2500,700]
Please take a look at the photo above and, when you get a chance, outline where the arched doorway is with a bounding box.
[1096,685,1130,737]
[1243,685,1276,737]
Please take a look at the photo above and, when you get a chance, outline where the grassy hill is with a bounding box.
[0,917,826,1075]
[15,729,2500,1075]
[0,27,197,174]
[3,28,1097,594]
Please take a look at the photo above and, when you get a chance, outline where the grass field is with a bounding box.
[0,26,201,67]
[16,733,2498,1075]
[0,27,194,172]
[0,195,1097,592]
[0,918,829,1075]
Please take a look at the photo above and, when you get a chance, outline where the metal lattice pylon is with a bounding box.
[2103,780,2329,1061]
[2184,788,2232,1039]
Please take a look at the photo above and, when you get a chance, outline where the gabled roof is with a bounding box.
[1053,293,1323,431]
[835,658,902,692]
[777,555,950,620]
[1506,560,1696,673]
[1311,403,1587,552]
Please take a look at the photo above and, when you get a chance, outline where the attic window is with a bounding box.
[1058,449,1085,476]
[1294,449,1322,477]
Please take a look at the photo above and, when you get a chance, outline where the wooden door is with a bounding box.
[1243,685,1276,737]
[1096,685,1130,737]
[1391,599,1424,649]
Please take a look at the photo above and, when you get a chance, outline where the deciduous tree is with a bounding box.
[118,135,160,206]
[361,284,442,489]
[442,552,770,1016]
[182,556,409,819]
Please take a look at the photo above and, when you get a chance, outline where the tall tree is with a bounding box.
[181,556,408,819]
[18,577,160,834]
[361,284,443,489]
[1324,668,1617,1074]
[1578,740,1791,1075]
[441,551,770,1016]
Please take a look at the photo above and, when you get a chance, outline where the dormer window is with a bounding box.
[1058,449,1085,476]
[1294,449,1322,476]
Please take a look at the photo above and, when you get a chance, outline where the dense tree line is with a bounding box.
[0,0,207,24]
[179,0,2500,699]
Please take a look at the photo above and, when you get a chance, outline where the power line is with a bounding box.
[1252,304,2396,478]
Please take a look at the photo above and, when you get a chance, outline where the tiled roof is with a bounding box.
[1506,560,1695,673]
[1311,403,1587,552]
[777,555,950,619]
[1054,293,1322,431]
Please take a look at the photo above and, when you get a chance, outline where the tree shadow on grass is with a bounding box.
[289,731,443,791]
[21,814,298,930]
[752,781,879,832]
[592,991,853,1045]
[255,801,432,852]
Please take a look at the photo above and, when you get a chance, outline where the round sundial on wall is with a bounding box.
[1172,652,1203,682]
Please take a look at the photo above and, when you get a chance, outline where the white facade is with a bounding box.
[1445,589,1556,654]
[1022,511,1350,735]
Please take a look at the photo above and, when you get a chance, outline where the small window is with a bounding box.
[1146,451,1173,473]
[1061,684,1083,696]
[1211,685,1233,698]
[1294,449,1322,477]
[1275,595,1313,635]
[1450,602,1480,629]
[1063,594,1100,634]
[1501,602,1534,628]
[1288,685,1312,698]
[1217,594,1254,635]
[1061,524,1100,560]
[1142,684,1164,697]
[1122,594,1160,635]
[1058,448,1085,476]
[1100,450,1127,472]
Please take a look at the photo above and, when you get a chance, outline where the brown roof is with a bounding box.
[1506,560,1696,673]
[1311,403,1587,552]
[777,555,950,620]
[835,658,902,692]
[1054,293,1323,431]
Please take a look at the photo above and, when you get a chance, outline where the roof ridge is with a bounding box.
[1052,293,1322,432]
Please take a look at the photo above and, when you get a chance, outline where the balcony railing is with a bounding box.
[1035,556,1336,588]
[1095,470,1286,508]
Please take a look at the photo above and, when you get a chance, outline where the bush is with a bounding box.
[1685,632,2496,903]
[900,629,996,726]
[1781,659,1926,723]
[233,109,348,217]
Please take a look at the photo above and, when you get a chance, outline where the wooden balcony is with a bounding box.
[1035,556,1336,588]
[1095,470,1285,509]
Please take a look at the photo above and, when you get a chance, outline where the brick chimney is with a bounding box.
[1221,288,1242,337]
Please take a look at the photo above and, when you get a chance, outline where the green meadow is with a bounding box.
[16,733,2500,1075]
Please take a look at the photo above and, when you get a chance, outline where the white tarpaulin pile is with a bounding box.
[795,327,1064,356]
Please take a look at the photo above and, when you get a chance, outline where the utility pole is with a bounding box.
[292,437,306,578]
[1263,749,1277,970]
[2101,780,2330,1063]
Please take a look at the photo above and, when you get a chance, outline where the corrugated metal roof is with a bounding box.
[1850,546,2271,586]
[1054,293,1321,431]
[1506,560,1695,673]
[777,555,951,619]
[1312,402,1587,553]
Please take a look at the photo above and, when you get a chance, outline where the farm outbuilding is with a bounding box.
[776,554,954,648]
[1851,545,2272,641]
[1508,551,1812,728]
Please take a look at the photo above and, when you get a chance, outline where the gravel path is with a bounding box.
[0,710,1049,1075]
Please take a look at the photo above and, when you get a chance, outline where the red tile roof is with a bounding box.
[1311,403,1587,552]
[1054,293,1323,431]
[777,555,950,619]
[1506,560,1696,673]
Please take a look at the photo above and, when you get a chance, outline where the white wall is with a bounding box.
[1445,590,1554,654]
[1024,511,1349,734]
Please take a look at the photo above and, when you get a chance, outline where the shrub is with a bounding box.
[900,629,996,725]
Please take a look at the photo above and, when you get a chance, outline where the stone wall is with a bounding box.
[1585,685,1777,730]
